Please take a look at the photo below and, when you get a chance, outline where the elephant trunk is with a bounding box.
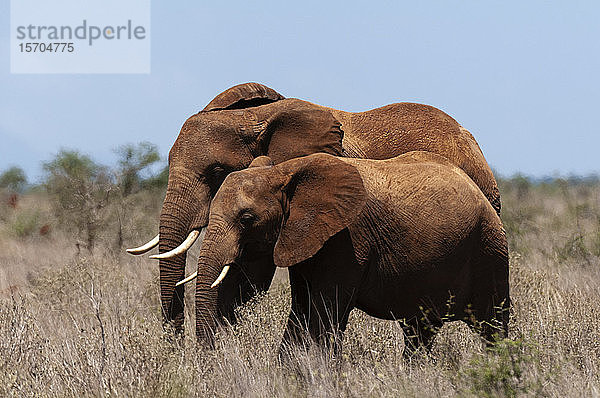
[194,228,239,345]
[158,173,209,332]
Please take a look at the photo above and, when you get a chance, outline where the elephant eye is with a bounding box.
[240,211,256,228]
[206,164,226,180]
[205,164,230,192]
[211,165,225,175]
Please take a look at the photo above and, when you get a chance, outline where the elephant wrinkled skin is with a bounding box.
[190,152,509,354]
[131,82,501,334]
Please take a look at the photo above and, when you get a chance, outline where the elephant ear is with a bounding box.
[202,83,285,112]
[260,107,344,164]
[273,154,367,268]
[248,156,274,168]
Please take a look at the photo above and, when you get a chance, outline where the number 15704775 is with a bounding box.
[19,42,74,52]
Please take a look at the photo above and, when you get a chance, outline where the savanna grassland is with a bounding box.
[0,150,599,397]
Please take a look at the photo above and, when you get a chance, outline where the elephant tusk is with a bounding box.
[175,271,198,287]
[149,230,202,260]
[211,265,230,289]
[126,234,159,255]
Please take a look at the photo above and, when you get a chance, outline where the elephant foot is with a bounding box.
[400,317,440,359]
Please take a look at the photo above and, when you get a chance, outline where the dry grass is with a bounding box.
[0,178,599,397]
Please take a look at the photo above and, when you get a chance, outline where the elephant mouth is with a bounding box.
[240,239,275,258]
[210,261,240,289]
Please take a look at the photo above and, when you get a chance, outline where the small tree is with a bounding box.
[141,164,169,190]
[43,150,113,252]
[0,166,27,193]
[114,142,161,196]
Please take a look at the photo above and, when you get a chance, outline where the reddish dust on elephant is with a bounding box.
[126,83,502,338]
[180,152,508,354]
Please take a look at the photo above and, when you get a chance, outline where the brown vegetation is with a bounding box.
[0,175,599,397]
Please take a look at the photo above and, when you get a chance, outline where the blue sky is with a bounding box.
[1,1,599,181]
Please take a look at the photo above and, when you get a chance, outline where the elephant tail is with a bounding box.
[480,215,508,275]
[488,184,502,216]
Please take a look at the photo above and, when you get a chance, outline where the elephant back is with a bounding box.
[202,82,285,112]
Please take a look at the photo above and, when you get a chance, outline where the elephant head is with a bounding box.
[126,83,345,331]
[176,154,367,342]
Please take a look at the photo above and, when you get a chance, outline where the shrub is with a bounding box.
[0,166,27,193]
[9,209,40,238]
[114,142,161,196]
[43,149,114,252]
[458,339,546,397]
[141,164,168,190]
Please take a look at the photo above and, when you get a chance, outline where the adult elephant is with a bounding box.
[127,82,500,334]
[177,152,509,352]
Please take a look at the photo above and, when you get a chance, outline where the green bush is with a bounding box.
[555,233,592,265]
[10,209,40,238]
[0,166,27,193]
[43,149,113,251]
[114,142,161,196]
[141,164,168,190]
[458,339,546,397]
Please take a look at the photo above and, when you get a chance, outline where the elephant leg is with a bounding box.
[280,232,359,358]
[280,274,354,358]
[462,247,510,344]
[309,289,354,356]
[279,266,312,355]
[401,315,441,358]
[217,254,276,325]
[278,269,354,366]
[462,293,510,344]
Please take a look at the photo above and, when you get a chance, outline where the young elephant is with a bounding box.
[182,151,509,354]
